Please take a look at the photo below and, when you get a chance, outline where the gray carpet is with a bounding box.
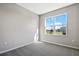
[0,42,79,56]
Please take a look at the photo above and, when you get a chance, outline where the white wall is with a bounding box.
[39,4,79,49]
[0,3,38,53]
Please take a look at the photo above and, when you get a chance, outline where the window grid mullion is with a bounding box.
[53,17,56,32]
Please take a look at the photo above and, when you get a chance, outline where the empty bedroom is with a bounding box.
[0,3,79,56]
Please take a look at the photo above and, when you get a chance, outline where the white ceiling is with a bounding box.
[17,3,74,15]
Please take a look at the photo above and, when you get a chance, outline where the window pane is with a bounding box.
[55,26,62,32]
[45,16,54,34]
[55,14,67,26]
[45,16,53,27]
[45,26,54,34]
[55,25,66,35]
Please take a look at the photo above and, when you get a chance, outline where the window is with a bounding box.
[45,13,67,35]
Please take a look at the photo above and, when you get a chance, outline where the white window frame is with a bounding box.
[44,13,67,36]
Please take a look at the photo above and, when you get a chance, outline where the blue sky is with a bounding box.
[45,14,67,27]
[45,17,53,27]
[55,14,67,25]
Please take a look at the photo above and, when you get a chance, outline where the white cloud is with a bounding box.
[55,22,62,25]
[55,26,62,29]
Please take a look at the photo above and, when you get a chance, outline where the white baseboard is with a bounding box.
[41,40,79,50]
[0,42,33,54]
